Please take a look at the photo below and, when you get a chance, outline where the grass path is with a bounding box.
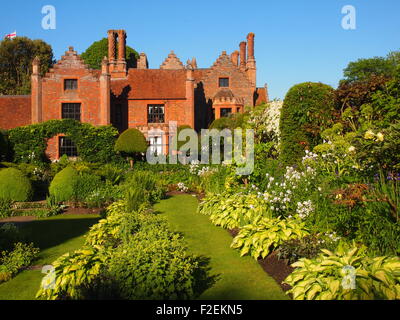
[154,194,288,300]
[0,214,100,300]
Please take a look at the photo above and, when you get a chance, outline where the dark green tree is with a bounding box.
[343,51,400,83]
[80,38,139,69]
[0,37,54,95]
[279,82,335,166]
[114,128,148,167]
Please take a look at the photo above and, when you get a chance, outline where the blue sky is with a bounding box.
[1,0,399,99]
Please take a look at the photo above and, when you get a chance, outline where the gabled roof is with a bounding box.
[160,51,184,70]
[111,69,187,99]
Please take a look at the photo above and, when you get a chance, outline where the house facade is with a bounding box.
[0,30,268,159]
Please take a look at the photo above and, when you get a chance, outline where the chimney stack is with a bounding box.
[231,50,239,66]
[247,33,255,59]
[239,41,247,69]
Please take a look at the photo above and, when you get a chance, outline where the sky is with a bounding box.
[0,0,399,99]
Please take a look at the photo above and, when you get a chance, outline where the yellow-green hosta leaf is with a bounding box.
[307,284,322,300]
[328,279,341,296]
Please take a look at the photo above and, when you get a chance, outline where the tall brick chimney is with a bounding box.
[31,57,42,124]
[108,30,116,62]
[239,41,247,70]
[185,68,195,128]
[99,57,111,125]
[231,50,239,66]
[108,30,127,77]
[246,33,256,87]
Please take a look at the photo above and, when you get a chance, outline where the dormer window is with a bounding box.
[219,78,229,88]
[64,79,78,91]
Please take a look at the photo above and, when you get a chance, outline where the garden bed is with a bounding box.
[228,228,293,292]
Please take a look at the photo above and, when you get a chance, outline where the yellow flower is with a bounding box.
[348,146,356,153]
[376,132,384,142]
[364,130,375,140]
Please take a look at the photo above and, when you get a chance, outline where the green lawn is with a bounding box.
[0,214,100,300]
[154,194,288,300]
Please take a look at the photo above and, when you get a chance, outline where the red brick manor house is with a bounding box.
[0,30,268,159]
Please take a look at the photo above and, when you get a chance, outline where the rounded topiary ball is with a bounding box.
[114,128,148,154]
[49,166,79,203]
[0,168,33,202]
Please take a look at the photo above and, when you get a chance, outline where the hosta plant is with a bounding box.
[199,192,270,230]
[284,245,400,300]
[36,247,107,300]
[231,216,309,259]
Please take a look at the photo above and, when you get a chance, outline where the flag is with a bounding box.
[5,31,16,39]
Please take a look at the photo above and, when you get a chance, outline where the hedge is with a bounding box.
[49,166,79,203]
[279,82,335,165]
[7,119,119,164]
[0,168,33,202]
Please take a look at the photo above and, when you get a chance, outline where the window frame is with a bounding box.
[64,79,78,91]
[218,77,230,88]
[147,104,165,124]
[61,103,81,121]
[220,108,232,118]
[59,136,78,158]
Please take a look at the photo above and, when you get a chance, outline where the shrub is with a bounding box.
[284,245,400,300]
[0,242,39,283]
[114,128,147,167]
[279,82,335,166]
[37,201,203,300]
[0,223,22,252]
[0,199,13,218]
[105,228,198,300]
[231,216,310,259]
[0,168,33,201]
[49,166,79,203]
[0,130,10,161]
[74,173,103,203]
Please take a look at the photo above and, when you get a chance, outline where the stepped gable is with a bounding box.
[43,46,100,81]
[111,69,187,100]
[160,51,185,70]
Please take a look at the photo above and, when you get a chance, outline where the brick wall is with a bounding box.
[0,96,31,129]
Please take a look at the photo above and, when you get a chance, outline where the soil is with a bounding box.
[227,228,294,292]
[258,252,294,292]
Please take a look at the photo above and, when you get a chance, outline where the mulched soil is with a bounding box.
[227,228,294,292]
[258,252,294,292]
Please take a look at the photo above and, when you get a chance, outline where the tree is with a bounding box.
[114,129,148,167]
[279,82,335,166]
[343,51,400,83]
[0,37,54,95]
[80,38,139,70]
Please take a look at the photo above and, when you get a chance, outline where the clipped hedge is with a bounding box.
[279,82,335,165]
[49,166,79,203]
[8,119,119,164]
[0,168,33,202]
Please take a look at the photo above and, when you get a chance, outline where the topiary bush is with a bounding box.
[114,128,148,167]
[0,168,33,202]
[279,82,335,166]
[49,166,79,203]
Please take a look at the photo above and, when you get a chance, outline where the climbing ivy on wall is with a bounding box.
[7,119,119,164]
